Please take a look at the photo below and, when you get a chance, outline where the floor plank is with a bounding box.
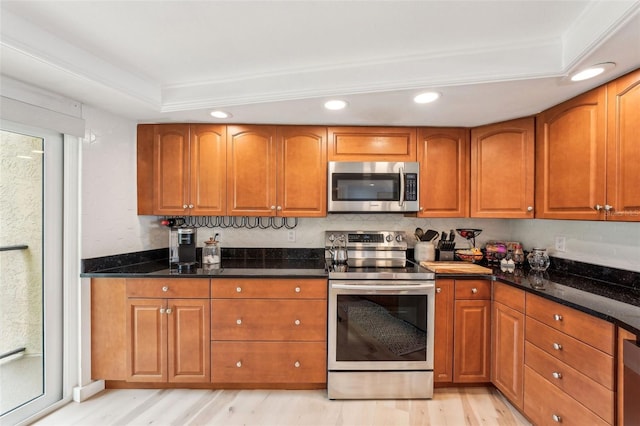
[33,387,531,425]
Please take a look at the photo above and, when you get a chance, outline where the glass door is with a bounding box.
[0,125,63,424]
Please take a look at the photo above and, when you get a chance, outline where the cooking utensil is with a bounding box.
[415,227,424,241]
[423,229,439,242]
[448,229,455,241]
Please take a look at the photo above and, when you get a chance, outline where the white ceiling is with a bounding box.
[1,0,640,127]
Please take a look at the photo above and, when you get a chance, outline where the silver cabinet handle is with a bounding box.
[604,204,613,211]
[554,314,563,321]
[236,287,242,293]
[594,204,603,211]
[294,319,301,325]
[553,342,563,351]
[552,414,562,423]
[236,319,242,325]
[236,361,242,368]
[436,287,442,293]
[160,308,166,314]
[162,286,169,292]
[527,206,533,212]
[552,372,563,379]
[294,361,300,368]
[295,286,301,293]
[183,204,188,209]
[471,288,478,294]
[277,206,282,211]
[165,308,172,314]
[270,205,276,210]
[188,204,194,209]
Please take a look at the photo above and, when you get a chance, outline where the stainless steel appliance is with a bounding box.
[169,226,197,272]
[325,230,436,399]
[328,162,419,213]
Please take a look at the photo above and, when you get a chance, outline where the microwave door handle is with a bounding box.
[399,167,405,207]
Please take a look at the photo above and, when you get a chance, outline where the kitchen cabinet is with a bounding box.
[226,125,327,217]
[524,293,615,425]
[137,124,227,216]
[535,87,607,220]
[453,280,491,383]
[433,279,454,382]
[617,327,637,426]
[126,278,210,383]
[491,282,524,410]
[91,278,127,380]
[327,126,416,161]
[470,117,535,218]
[210,278,327,386]
[606,68,640,222]
[416,128,469,217]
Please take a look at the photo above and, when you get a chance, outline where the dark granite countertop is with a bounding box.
[81,248,640,336]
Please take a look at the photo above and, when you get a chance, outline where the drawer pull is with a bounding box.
[295,286,301,293]
[162,286,169,292]
[294,319,301,326]
[236,361,242,368]
[160,308,166,314]
[294,361,300,368]
[552,372,563,379]
[236,287,242,293]
[553,314,563,321]
[436,287,441,293]
[165,308,172,314]
[236,319,242,325]
[553,342,563,351]
[552,414,562,423]
[471,288,478,294]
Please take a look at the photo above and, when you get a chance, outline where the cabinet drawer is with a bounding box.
[493,282,525,312]
[212,278,327,299]
[211,299,326,341]
[126,278,209,298]
[454,280,491,300]
[327,126,417,161]
[525,341,614,424]
[524,366,609,426]
[526,293,614,355]
[211,341,326,384]
[525,318,614,389]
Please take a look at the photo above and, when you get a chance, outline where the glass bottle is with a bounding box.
[527,248,550,272]
[202,237,221,269]
[513,244,525,265]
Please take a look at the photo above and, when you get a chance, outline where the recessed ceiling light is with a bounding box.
[414,91,441,104]
[210,110,232,119]
[324,100,348,110]
[570,62,615,82]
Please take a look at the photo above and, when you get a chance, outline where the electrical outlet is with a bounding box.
[555,236,566,252]
[287,230,296,242]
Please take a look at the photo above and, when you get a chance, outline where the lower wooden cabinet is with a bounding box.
[453,280,491,383]
[491,283,525,410]
[618,327,638,426]
[434,279,454,382]
[91,278,127,380]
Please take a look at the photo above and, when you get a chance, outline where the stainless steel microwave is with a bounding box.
[328,161,420,213]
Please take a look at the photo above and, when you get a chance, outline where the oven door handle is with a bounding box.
[331,283,433,291]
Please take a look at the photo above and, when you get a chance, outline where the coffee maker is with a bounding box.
[169,226,197,272]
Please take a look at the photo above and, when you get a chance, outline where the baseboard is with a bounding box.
[73,380,105,402]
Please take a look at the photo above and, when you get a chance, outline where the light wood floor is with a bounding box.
[33,387,531,426]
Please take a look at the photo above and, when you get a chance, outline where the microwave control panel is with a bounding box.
[405,173,418,201]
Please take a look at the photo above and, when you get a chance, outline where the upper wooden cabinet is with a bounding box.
[416,128,469,217]
[137,124,227,216]
[227,125,327,217]
[606,69,640,222]
[470,117,535,218]
[327,126,416,161]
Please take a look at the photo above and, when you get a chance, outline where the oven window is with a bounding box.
[336,294,427,362]
[333,173,399,201]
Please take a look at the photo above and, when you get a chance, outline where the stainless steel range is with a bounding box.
[325,230,436,399]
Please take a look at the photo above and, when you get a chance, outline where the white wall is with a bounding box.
[79,106,640,273]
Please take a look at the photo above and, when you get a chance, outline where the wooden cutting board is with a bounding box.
[420,261,492,274]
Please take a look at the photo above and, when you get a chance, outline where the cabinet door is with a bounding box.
[416,128,469,217]
[152,124,191,215]
[190,125,227,215]
[618,327,638,425]
[536,87,607,220]
[434,279,454,382]
[276,126,327,217]
[227,125,277,216]
[327,126,417,161]
[470,117,534,218]
[91,278,127,380]
[126,298,167,382]
[167,299,210,382]
[454,299,490,383]
[606,69,640,222]
[492,301,524,409]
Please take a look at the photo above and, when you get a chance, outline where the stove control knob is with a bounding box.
[395,234,404,243]
[386,234,393,242]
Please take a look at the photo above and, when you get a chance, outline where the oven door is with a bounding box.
[328,280,435,371]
